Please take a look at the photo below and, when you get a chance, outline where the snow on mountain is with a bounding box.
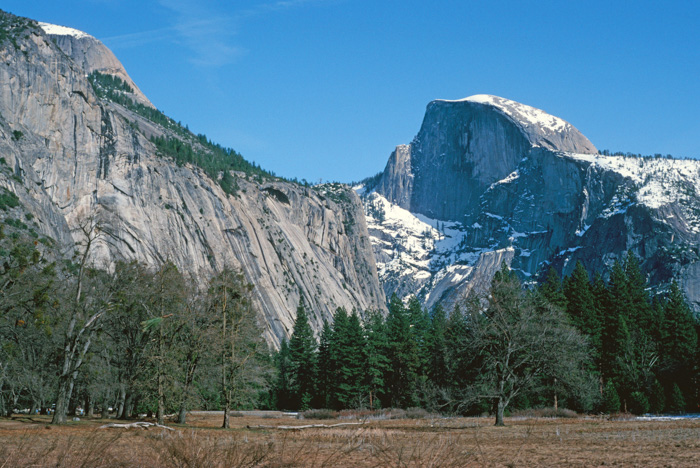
[439,94,572,139]
[361,191,506,304]
[38,22,90,39]
[368,93,700,312]
[564,152,700,231]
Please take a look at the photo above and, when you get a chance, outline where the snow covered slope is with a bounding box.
[366,95,700,312]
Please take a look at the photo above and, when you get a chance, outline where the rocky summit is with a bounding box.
[363,95,700,313]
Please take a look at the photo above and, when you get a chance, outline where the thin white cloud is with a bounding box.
[103,0,331,67]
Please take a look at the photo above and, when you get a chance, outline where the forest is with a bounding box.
[274,257,699,424]
[1,195,698,426]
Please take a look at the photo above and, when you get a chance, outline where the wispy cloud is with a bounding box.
[102,0,330,67]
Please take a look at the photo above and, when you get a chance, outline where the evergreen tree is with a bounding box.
[288,298,317,410]
[328,307,349,408]
[624,252,654,331]
[629,391,650,415]
[386,294,420,408]
[667,383,686,414]
[274,339,292,410]
[540,266,567,310]
[326,308,367,408]
[426,304,449,389]
[363,309,390,409]
[339,311,367,408]
[315,319,333,408]
[563,262,601,356]
[659,281,698,407]
[649,378,665,414]
[445,302,475,393]
[407,296,430,378]
[602,380,621,414]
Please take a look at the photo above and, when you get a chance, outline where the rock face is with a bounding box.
[375,95,597,221]
[38,22,154,109]
[0,14,385,347]
[366,95,700,313]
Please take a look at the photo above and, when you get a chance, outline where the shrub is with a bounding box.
[405,407,430,419]
[649,379,665,414]
[510,407,579,418]
[0,188,19,210]
[667,383,686,414]
[300,409,337,420]
[628,392,650,415]
[602,381,621,414]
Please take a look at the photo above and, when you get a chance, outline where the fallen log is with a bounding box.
[99,421,174,431]
[247,421,367,430]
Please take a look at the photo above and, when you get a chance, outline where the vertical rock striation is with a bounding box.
[0,13,386,347]
[368,94,700,313]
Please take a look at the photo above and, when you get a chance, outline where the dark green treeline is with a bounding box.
[274,254,699,416]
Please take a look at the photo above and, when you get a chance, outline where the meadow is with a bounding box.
[1,411,699,467]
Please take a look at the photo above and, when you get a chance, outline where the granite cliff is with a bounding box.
[0,12,385,347]
[365,95,700,313]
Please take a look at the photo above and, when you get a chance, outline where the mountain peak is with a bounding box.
[433,94,598,155]
[38,21,154,109]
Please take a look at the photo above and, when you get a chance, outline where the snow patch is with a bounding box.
[39,22,91,39]
[564,153,700,231]
[439,94,571,134]
[575,224,591,237]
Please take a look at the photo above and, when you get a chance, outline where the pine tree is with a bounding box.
[327,308,367,408]
[540,266,567,310]
[316,319,333,408]
[667,383,686,414]
[340,311,368,408]
[328,307,349,408]
[649,378,665,414]
[659,281,698,405]
[624,252,654,331]
[363,309,390,409]
[386,294,420,408]
[288,298,318,410]
[427,304,449,389]
[602,380,621,414]
[563,262,600,352]
[445,302,475,392]
[274,339,292,410]
[407,295,430,378]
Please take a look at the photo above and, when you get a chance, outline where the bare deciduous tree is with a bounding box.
[463,264,592,426]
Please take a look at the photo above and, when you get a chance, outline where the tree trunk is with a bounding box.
[52,377,71,424]
[156,372,165,425]
[101,397,110,419]
[122,391,133,420]
[86,395,94,418]
[222,398,231,429]
[495,397,506,426]
[117,386,126,419]
[156,289,166,427]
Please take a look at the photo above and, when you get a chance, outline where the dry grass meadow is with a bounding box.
[1,411,699,467]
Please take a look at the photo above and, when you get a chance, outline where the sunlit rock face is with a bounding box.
[0,14,386,347]
[367,95,700,313]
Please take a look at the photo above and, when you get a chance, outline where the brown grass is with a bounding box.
[0,413,699,467]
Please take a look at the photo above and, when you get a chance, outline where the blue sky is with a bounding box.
[4,0,699,182]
